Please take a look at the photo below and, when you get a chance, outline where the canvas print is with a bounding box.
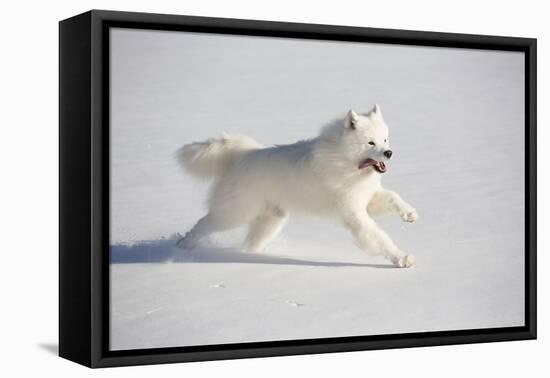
[109,27,525,351]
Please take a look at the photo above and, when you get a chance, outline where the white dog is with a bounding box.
[175,104,418,268]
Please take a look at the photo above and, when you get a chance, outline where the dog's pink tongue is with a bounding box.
[358,158,377,170]
[358,159,387,173]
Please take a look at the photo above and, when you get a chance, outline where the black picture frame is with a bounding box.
[59,9,537,368]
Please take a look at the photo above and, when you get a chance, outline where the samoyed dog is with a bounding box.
[175,104,418,268]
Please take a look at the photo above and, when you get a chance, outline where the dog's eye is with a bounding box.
[368,141,376,146]
[384,139,387,143]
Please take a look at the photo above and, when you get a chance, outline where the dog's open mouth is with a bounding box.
[358,158,387,173]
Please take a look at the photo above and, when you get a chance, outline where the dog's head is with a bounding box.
[341,104,393,174]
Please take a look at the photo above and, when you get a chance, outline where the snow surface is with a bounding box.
[109,28,525,350]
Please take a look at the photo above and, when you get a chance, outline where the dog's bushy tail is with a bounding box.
[175,134,263,179]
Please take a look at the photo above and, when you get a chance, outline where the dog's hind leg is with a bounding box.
[177,210,247,249]
[243,206,288,252]
[342,210,415,268]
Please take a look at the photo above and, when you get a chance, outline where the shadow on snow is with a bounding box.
[110,238,394,269]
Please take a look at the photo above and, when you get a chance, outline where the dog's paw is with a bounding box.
[400,208,418,223]
[394,254,415,268]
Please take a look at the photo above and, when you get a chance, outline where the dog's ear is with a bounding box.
[346,109,359,129]
[368,104,383,119]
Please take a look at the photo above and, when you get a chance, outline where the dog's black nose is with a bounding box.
[384,150,393,159]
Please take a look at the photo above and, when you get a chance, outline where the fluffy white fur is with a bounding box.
[175,104,418,268]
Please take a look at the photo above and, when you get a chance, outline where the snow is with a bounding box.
[109,28,525,350]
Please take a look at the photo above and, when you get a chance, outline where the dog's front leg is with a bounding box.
[342,211,415,268]
[368,189,418,223]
